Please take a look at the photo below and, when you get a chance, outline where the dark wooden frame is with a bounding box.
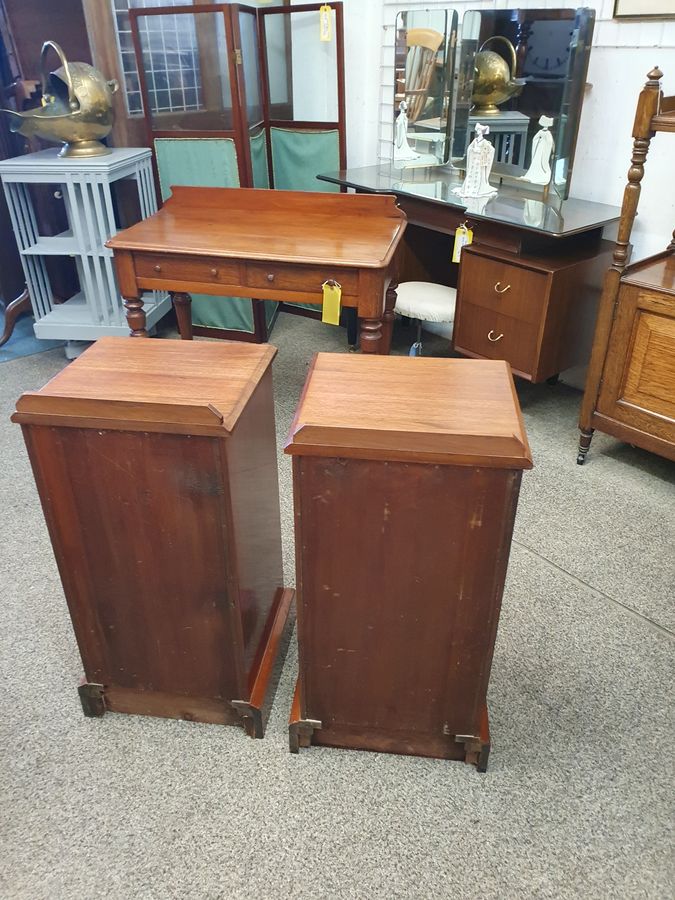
[258,2,347,188]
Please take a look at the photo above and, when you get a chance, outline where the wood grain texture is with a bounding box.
[454,241,614,383]
[285,353,532,469]
[107,186,406,268]
[108,187,405,353]
[578,69,675,464]
[287,355,528,768]
[14,338,289,732]
[12,336,277,435]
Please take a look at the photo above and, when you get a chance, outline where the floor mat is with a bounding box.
[0,313,64,363]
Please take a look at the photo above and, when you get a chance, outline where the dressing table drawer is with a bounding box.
[454,303,538,376]
[135,253,240,286]
[459,251,547,325]
[245,262,358,295]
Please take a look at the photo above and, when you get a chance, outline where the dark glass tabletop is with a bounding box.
[317,165,621,238]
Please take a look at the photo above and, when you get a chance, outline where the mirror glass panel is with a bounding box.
[263,9,339,122]
[393,9,458,169]
[393,7,595,199]
[134,11,234,132]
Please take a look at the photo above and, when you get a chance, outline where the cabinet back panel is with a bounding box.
[295,457,520,739]
[24,426,241,700]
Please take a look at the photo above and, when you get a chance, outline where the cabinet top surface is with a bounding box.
[0,147,151,176]
[286,354,532,469]
[318,166,621,238]
[622,251,675,294]
[107,186,406,268]
[12,337,276,435]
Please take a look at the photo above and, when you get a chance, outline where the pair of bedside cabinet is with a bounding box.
[13,338,531,772]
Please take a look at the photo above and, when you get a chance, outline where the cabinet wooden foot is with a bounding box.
[232,587,295,738]
[577,428,594,465]
[454,705,491,772]
[124,295,148,337]
[546,373,560,386]
[0,287,31,348]
[288,679,321,753]
[171,291,193,340]
[78,680,105,717]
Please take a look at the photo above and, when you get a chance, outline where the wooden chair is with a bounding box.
[404,28,444,123]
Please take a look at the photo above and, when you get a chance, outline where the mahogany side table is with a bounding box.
[107,186,406,354]
[285,353,532,770]
[13,337,292,736]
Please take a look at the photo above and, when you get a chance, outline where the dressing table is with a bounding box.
[319,165,620,382]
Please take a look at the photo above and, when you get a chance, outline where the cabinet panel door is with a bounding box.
[598,285,675,435]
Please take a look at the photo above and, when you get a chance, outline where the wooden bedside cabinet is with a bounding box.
[285,353,532,771]
[12,338,293,736]
[453,242,614,383]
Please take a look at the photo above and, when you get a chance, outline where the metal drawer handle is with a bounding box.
[487,330,504,342]
[494,282,511,293]
[267,273,275,283]
[210,268,218,276]
[153,264,161,272]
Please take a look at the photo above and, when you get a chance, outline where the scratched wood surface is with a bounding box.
[286,353,533,468]
[13,338,288,730]
[287,354,530,766]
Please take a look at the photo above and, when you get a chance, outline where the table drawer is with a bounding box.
[460,252,547,325]
[245,262,358,295]
[454,303,538,375]
[135,253,240,286]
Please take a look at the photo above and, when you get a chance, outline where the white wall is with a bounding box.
[340,0,675,261]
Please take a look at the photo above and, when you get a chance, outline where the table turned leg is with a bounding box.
[381,280,398,355]
[124,295,148,337]
[359,316,383,353]
[577,428,594,465]
[171,291,193,340]
[0,286,31,348]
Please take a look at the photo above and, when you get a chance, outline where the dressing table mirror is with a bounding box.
[393,8,458,169]
[454,6,595,199]
[393,6,594,199]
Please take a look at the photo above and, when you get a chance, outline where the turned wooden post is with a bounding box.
[577,67,663,464]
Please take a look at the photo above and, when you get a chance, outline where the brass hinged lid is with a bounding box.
[12,337,276,436]
[285,353,532,469]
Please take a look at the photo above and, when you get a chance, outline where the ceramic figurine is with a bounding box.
[521,115,555,185]
[394,100,421,164]
[454,123,497,199]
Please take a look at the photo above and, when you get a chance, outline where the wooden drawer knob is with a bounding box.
[494,282,511,294]
[487,330,504,342]
[267,273,275,283]
[210,268,218,276]
[153,264,161,273]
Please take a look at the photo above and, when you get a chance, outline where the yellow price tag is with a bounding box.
[319,4,332,42]
[451,224,473,263]
[321,280,341,325]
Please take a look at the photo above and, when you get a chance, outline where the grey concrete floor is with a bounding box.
[0,315,673,899]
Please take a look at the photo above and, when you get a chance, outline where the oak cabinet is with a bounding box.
[578,68,675,464]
